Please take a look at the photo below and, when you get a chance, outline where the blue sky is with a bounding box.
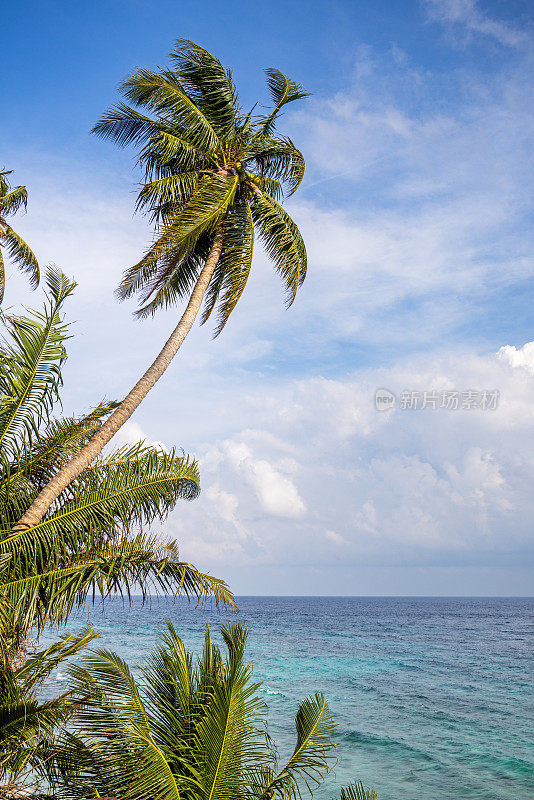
[2,0,534,594]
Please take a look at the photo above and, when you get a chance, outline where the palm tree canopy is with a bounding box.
[0,169,40,303]
[93,40,308,334]
[0,267,234,660]
[65,622,337,800]
[0,627,98,790]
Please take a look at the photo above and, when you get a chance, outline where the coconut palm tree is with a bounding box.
[0,265,233,660]
[16,39,308,531]
[335,782,379,800]
[0,169,39,303]
[63,622,337,800]
[0,628,97,796]
[0,266,233,796]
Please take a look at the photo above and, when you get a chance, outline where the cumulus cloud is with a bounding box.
[206,440,306,519]
[498,342,534,374]
[169,341,534,586]
[110,421,168,452]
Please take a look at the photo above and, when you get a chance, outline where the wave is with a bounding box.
[343,730,438,765]
[260,686,285,697]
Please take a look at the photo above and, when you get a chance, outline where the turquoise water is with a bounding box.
[44,597,533,800]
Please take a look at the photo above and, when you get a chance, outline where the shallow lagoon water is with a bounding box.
[42,597,533,800]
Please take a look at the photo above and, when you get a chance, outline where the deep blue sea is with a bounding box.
[43,597,533,800]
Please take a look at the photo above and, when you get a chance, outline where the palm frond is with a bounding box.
[250,192,306,305]
[170,39,238,140]
[2,225,39,289]
[93,102,173,147]
[62,624,338,800]
[134,234,213,317]
[193,626,267,800]
[16,401,119,488]
[141,128,206,173]
[0,266,74,460]
[335,782,379,800]
[69,647,184,800]
[136,172,200,220]
[0,247,5,306]
[247,137,305,195]
[2,446,200,551]
[259,69,309,136]
[264,693,337,800]
[118,174,237,302]
[0,185,28,215]
[1,534,234,642]
[0,628,96,784]
[201,202,254,335]
[120,68,220,152]
[13,628,98,691]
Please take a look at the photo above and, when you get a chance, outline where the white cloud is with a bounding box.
[325,530,348,546]
[498,342,534,374]
[109,421,168,452]
[212,440,306,519]
[423,0,529,48]
[167,341,534,581]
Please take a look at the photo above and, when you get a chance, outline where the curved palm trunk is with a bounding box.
[15,228,224,531]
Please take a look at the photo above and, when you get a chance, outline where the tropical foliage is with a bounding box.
[0,629,97,794]
[94,38,308,332]
[0,267,233,793]
[62,621,338,800]
[0,169,39,303]
[17,38,309,536]
[334,782,379,800]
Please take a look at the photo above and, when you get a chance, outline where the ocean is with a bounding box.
[43,596,533,800]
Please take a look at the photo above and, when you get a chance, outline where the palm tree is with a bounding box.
[0,267,233,796]
[335,783,379,800]
[16,39,308,531]
[0,628,97,795]
[63,622,337,800]
[0,169,39,303]
[0,266,233,663]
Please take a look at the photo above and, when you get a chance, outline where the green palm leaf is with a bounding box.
[134,235,213,318]
[0,628,96,784]
[64,623,336,800]
[264,693,337,800]
[246,137,305,196]
[335,782,379,800]
[136,172,201,219]
[0,267,74,460]
[120,68,220,152]
[250,192,306,305]
[143,128,205,171]
[1,226,39,288]
[16,401,119,487]
[2,537,233,643]
[1,446,200,549]
[0,185,28,215]
[0,169,40,300]
[118,174,238,302]
[201,203,254,335]
[170,39,238,140]
[13,628,98,690]
[259,69,309,136]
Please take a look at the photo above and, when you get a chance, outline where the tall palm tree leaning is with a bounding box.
[0,169,40,303]
[16,39,308,531]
